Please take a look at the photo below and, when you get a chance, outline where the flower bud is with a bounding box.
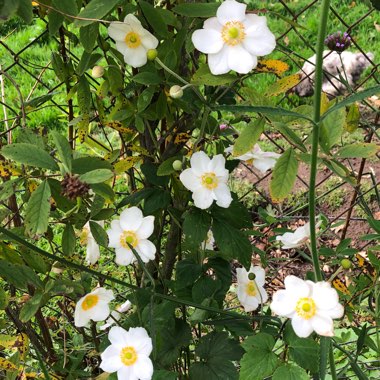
[324,31,351,53]
[340,259,352,270]
[147,49,158,61]
[169,85,183,99]
[248,272,256,281]
[191,129,200,138]
[91,65,105,78]
[172,160,182,171]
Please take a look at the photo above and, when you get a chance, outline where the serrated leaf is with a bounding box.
[74,0,120,27]
[272,364,309,380]
[79,169,113,184]
[0,357,19,371]
[265,74,301,96]
[270,149,298,202]
[51,131,72,173]
[289,338,319,373]
[232,118,265,156]
[79,23,99,52]
[0,160,21,177]
[173,3,219,17]
[183,209,210,249]
[1,143,58,171]
[337,143,379,158]
[320,101,345,151]
[25,180,51,235]
[192,64,236,86]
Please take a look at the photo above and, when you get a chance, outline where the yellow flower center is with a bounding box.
[125,32,141,49]
[201,172,218,190]
[295,297,317,320]
[245,281,257,296]
[79,227,89,245]
[120,230,139,249]
[221,21,246,46]
[81,294,99,311]
[120,346,138,366]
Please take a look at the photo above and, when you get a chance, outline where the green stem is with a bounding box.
[309,0,330,282]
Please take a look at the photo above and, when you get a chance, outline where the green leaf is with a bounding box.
[232,118,265,157]
[211,199,251,229]
[0,288,9,309]
[272,364,309,380]
[48,10,64,36]
[214,105,314,123]
[51,131,72,173]
[139,1,168,38]
[273,122,307,152]
[157,156,181,176]
[0,178,20,202]
[79,23,99,52]
[19,292,44,323]
[289,338,319,373]
[51,52,68,82]
[62,223,75,256]
[337,143,379,158]
[52,0,78,18]
[153,370,178,380]
[269,149,298,202]
[90,183,115,201]
[79,169,114,184]
[76,51,102,76]
[173,3,219,17]
[265,74,301,96]
[192,64,236,86]
[345,103,360,133]
[322,85,380,120]
[1,143,58,171]
[133,71,163,85]
[72,156,113,174]
[16,0,33,23]
[137,87,155,113]
[77,75,91,116]
[240,333,279,380]
[24,180,51,236]
[320,105,345,151]
[89,221,108,246]
[371,0,380,10]
[183,208,211,249]
[74,0,120,27]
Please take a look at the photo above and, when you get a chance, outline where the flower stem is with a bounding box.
[309,0,331,282]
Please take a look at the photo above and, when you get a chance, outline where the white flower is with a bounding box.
[99,300,132,331]
[80,221,102,265]
[74,287,114,327]
[202,230,215,250]
[276,220,321,249]
[191,0,276,75]
[225,144,280,173]
[107,207,156,266]
[270,276,344,338]
[180,151,232,210]
[100,326,153,380]
[108,14,159,68]
[236,265,268,312]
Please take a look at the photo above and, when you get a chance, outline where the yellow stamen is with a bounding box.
[125,32,141,49]
[120,346,138,366]
[221,21,246,46]
[295,297,317,320]
[81,294,99,311]
[120,230,139,249]
[201,172,218,190]
[246,281,257,296]
[79,228,89,245]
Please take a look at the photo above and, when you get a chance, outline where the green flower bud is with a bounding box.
[340,259,352,269]
[191,129,200,138]
[147,49,158,61]
[248,272,256,281]
[172,160,183,171]
[169,85,183,99]
[91,65,105,79]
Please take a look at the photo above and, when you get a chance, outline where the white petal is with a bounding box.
[124,14,142,27]
[213,184,232,208]
[258,286,268,303]
[243,28,276,57]
[117,366,135,380]
[192,29,224,54]
[312,282,340,310]
[127,327,153,356]
[109,326,129,346]
[74,304,90,327]
[141,30,159,50]
[86,238,100,265]
[291,315,314,338]
[136,240,156,263]
[208,46,230,75]
[134,355,154,380]
[326,303,344,319]
[228,45,257,74]
[311,314,334,337]
[242,296,259,312]
[118,300,132,313]
[108,22,131,41]
[190,151,211,175]
[93,287,115,302]
[203,16,222,32]
[115,40,128,56]
[136,216,155,239]
[192,188,214,209]
[209,154,227,176]
[236,267,248,285]
[108,229,122,248]
[251,266,266,286]
[180,169,201,192]
[284,276,311,298]
[253,157,277,173]
[124,45,148,68]
[217,0,246,24]
[120,207,143,232]
[115,247,135,266]
[270,289,297,317]
[244,14,268,30]
[90,303,111,322]
[100,346,123,372]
